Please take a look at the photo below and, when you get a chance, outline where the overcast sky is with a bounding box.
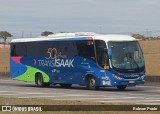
[0,0,160,38]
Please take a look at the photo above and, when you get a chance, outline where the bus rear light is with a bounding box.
[86,37,93,40]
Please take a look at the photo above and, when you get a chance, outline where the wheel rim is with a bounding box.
[90,78,96,87]
[38,76,42,86]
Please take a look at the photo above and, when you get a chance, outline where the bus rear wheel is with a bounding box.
[60,84,72,88]
[117,86,126,90]
[35,73,51,87]
[86,76,99,90]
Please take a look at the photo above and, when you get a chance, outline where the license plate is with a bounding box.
[129,81,135,83]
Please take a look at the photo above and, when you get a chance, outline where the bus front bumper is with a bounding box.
[99,76,145,87]
[111,80,145,87]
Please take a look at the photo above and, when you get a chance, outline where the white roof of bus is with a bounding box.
[11,32,136,43]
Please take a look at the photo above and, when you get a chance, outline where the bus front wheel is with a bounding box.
[86,76,99,90]
[116,86,126,90]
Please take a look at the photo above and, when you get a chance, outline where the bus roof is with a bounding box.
[11,32,136,43]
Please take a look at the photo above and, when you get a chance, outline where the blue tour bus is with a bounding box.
[10,32,145,90]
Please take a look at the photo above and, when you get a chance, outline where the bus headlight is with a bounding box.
[141,75,145,81]
[112,74,123,80]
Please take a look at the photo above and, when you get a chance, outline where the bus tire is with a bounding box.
[86,76,99,90]
[35,73,45,87]
[117,86,126,90]
[60,84,72,88]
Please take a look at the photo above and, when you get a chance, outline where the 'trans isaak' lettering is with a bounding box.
[38,59,74,67]
[37,48,74,67]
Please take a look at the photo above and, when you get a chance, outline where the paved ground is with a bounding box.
[0,79,160,105]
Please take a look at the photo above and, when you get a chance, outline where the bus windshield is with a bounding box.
[108,41,145,72]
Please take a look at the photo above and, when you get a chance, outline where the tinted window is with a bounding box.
[95,40,109,68]
[76,40,95,59]
[11,43,27,56]
[64,41,78,56]
[26,42,40,56]
[33,41,78,58]
[39,41,54,57]
[11,40,95,59]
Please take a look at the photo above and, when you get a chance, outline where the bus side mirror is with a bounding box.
[104,48,112,59]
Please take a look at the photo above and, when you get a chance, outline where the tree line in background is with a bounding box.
[0,31,12,48]
[41,31,54,36]
[131,34,160,40]
[0,31,160,48]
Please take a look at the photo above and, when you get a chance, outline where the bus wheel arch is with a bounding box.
[85,74,99,90]
[35,72,44,87]
[35,72,51,87]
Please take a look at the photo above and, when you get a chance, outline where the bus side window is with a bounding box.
[11,44,16,56]
[39,41,54,57]
[65,47,68,52]
[76,41,95,59]
[11,43,27,56]
[26,42,40,56]
[95,40,109,68]
[66,41,78,56]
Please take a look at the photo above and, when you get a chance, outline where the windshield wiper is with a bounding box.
[128,52,140,70]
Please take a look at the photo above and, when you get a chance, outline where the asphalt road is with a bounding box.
[0,79,160,105]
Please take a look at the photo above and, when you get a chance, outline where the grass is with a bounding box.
[0,97,128,105]
[0,97,160,114]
